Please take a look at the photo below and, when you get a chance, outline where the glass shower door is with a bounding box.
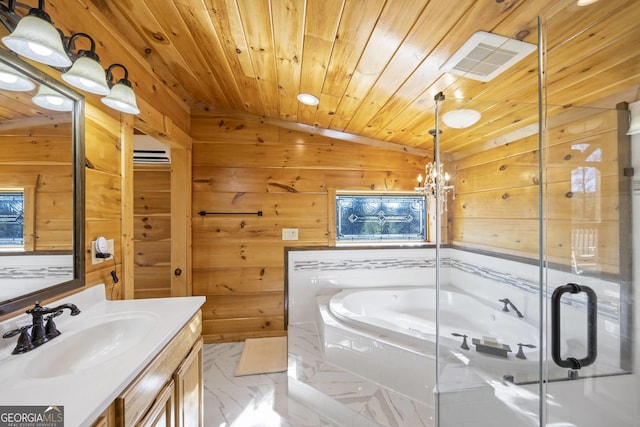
[541,0,639,425]
[436,0,638,425]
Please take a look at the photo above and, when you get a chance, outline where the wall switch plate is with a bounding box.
[91,238,115,264]
[282,228,299,241]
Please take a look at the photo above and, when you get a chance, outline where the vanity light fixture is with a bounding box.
[1,0,71,67]
[32,83,73,111]
[101,63,140,115]
[442,108,481,129]
[297,93,319,106]
[0,0,140,114]
[0,60,34,91]
[61,33,110,96]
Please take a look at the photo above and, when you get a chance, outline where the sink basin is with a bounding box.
[25,311,158,379]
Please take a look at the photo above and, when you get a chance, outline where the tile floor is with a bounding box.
[203,337,338,427]
[202,323,433,427]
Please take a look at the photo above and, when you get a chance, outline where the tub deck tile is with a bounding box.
[288,323,435,427]
[202,325,434,426]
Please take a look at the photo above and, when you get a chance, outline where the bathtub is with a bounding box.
[329,286,539,360]
[316,286,543,402]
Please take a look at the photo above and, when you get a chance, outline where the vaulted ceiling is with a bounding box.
[8,0,640,158]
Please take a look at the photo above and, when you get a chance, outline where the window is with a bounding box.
[0,191,25,247]
[0,182,35,251]
[335,194,427,242]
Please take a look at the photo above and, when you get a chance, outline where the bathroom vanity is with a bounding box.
[0,284,205,427]
[92,314,202,426]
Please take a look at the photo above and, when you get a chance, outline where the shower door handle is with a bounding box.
[551,283,597,369]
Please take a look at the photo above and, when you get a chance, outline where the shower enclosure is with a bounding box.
[436,0,639,425]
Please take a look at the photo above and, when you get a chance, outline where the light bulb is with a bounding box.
[28,41,53,57]
[46,95,63,106]
[0,63,36,91]
[0,72,17,83]
[79,77,97,88]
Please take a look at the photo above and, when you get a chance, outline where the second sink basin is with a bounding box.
[25,311,158,379]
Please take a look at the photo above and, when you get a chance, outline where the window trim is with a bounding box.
[329,189,428,246]
[0,173,38,251]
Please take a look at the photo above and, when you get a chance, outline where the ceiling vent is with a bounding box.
[133,135,171,164]
[440,31,536,82]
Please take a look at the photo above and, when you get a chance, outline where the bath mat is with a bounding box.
[234,336,288,376]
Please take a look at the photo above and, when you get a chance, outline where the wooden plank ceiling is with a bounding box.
[0,91,71,132]
[56,0,640,157]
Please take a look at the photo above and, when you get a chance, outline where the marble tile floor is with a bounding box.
[203,323,433,427]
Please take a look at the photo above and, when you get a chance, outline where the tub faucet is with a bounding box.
[2,301,81,354]
[499,298,524,318]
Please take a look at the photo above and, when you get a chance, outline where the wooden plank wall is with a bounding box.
[0,122,72,251]
[451,109,621,274]
[35,2,193,302]
[84,104,125,299]
[191,112,426,342]
[133,165,172,299]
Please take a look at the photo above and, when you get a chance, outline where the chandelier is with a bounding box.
[415,128,454,211]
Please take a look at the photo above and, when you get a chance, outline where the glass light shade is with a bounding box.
[2,15,72,67]
[297,93,319,106]
[0,62,35,91]
[101,82,140,114]
[442,109,481,129]
[627,101,640,136]
[32,84,73,111]
[62,56,110,95]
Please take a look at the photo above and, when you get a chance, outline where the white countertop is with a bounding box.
[0,284,205,427]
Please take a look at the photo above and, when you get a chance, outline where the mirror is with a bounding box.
[0,48,84,316]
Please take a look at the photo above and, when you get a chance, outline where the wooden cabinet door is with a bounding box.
[174,338,203,427]
[137,381,175,427]
[91,404,115,427]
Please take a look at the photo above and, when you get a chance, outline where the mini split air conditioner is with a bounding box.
[133,135,171,164]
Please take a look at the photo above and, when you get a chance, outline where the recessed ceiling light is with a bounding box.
[297,93,319,106]
[577,0,599,6]
[442,109,481,129]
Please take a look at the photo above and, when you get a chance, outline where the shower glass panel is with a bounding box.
[541,0,638,425]
[434,96,544,425]
[436,0,639,425]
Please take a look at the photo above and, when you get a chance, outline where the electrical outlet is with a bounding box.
[91,238,115,264]
[282,228,299,241]
[106,238,114,256]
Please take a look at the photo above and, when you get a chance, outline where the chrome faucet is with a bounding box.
[2,301,81,354]
[499,298,524,318]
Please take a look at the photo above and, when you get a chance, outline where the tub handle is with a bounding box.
[451,332,470,350]
[551,283,597,369]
